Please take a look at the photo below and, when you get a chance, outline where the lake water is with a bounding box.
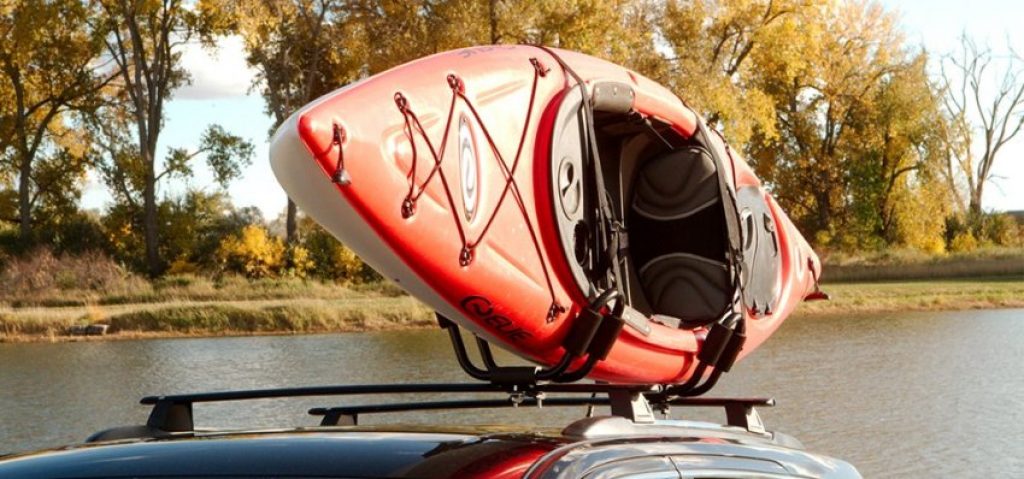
[1,308,1022,477]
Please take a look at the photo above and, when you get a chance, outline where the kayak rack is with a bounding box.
[104,314,774,443]
[124,382,773,439]
[90,308,774,443]
[436,289,628,388]
[438,314,595,385]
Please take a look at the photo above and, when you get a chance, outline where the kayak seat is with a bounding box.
[628,146,730,324]
[638,253,731,323]
[632,145,720,222]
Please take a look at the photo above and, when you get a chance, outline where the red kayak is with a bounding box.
[270,45,823,385]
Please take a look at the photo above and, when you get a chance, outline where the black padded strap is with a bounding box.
[691,119,745,296]
[535,45,625,292]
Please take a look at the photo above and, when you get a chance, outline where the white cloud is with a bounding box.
[174,35,258,100]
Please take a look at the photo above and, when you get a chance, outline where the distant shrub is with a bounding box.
[302,223,371,283]
[945,212,1023,250]
[283,244,314,279]
[0,249,146,303]
[949,231,979,253]
[918,236,947,255]
[984,214,1021,247]
[216,225,285,278]
[166,257,200,275]
[43,212,111,255]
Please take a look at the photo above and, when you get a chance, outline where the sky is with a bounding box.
[80,1,1024,219]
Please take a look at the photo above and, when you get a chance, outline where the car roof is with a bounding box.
[0,420,858,479]
[0,381,859,478]
[0,429,562,479]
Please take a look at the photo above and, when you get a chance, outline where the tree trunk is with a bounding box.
[17,150,32,241]
[10,69,32,243]
[969,183,984,217]
[143,150,161,277]
[286,198,298,244]
[488,0,498,44]
[814,189,832,239]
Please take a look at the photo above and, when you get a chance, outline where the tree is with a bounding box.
[91,108,255,273]
[520,0,664,74]
[352,0,662,76]
[939,34,1024,216]
[219,0,660,244]
[161,190,264,271]
[659,1,959,251]
[660,0,806,145]
[847,54,950,246]
[99,0,251,275]
[0,0,112,242]
[739,1,924,247]
[208,0,362,245]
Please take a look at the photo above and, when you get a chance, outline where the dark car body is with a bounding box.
[0,418,860,478]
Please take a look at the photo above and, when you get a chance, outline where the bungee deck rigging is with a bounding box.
[389,58,565,322]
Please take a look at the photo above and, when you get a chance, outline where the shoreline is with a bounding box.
[2,277,1022,344]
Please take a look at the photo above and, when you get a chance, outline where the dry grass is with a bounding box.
[822,247,1024,282]
[1,248,1021,343]
[0,250,432,342]
[0,269,392,308]
[3,277,1023,342]
[797,277,1024,316]
[0,249,150,307]
[0,247,409,308]
[0,296,433,342]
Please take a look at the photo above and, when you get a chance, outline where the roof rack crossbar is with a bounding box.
[142,383,506,406]
[311,397,614,426]
[141,384,772,433]
[141,382,658,406]
[308,395,775,431]
[141,382,661,433]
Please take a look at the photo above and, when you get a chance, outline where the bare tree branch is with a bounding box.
[940,32,1024,215]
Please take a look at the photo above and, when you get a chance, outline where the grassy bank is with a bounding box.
[2,277,1022,343]
[822,247,1024,282]
[796,277,1024,316]
[0,292,433,343]
[0,273,407,309]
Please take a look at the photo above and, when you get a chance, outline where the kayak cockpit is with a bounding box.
[550,87,734,329]
[595,112,732,327]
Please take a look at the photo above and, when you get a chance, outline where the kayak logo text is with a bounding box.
[460,295,533,343]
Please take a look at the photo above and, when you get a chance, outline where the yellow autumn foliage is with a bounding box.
[217,225,286,278]
[167,256,200,275]
[284,244,314,279]
[300,218,366,283]
[949,231,979,253]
